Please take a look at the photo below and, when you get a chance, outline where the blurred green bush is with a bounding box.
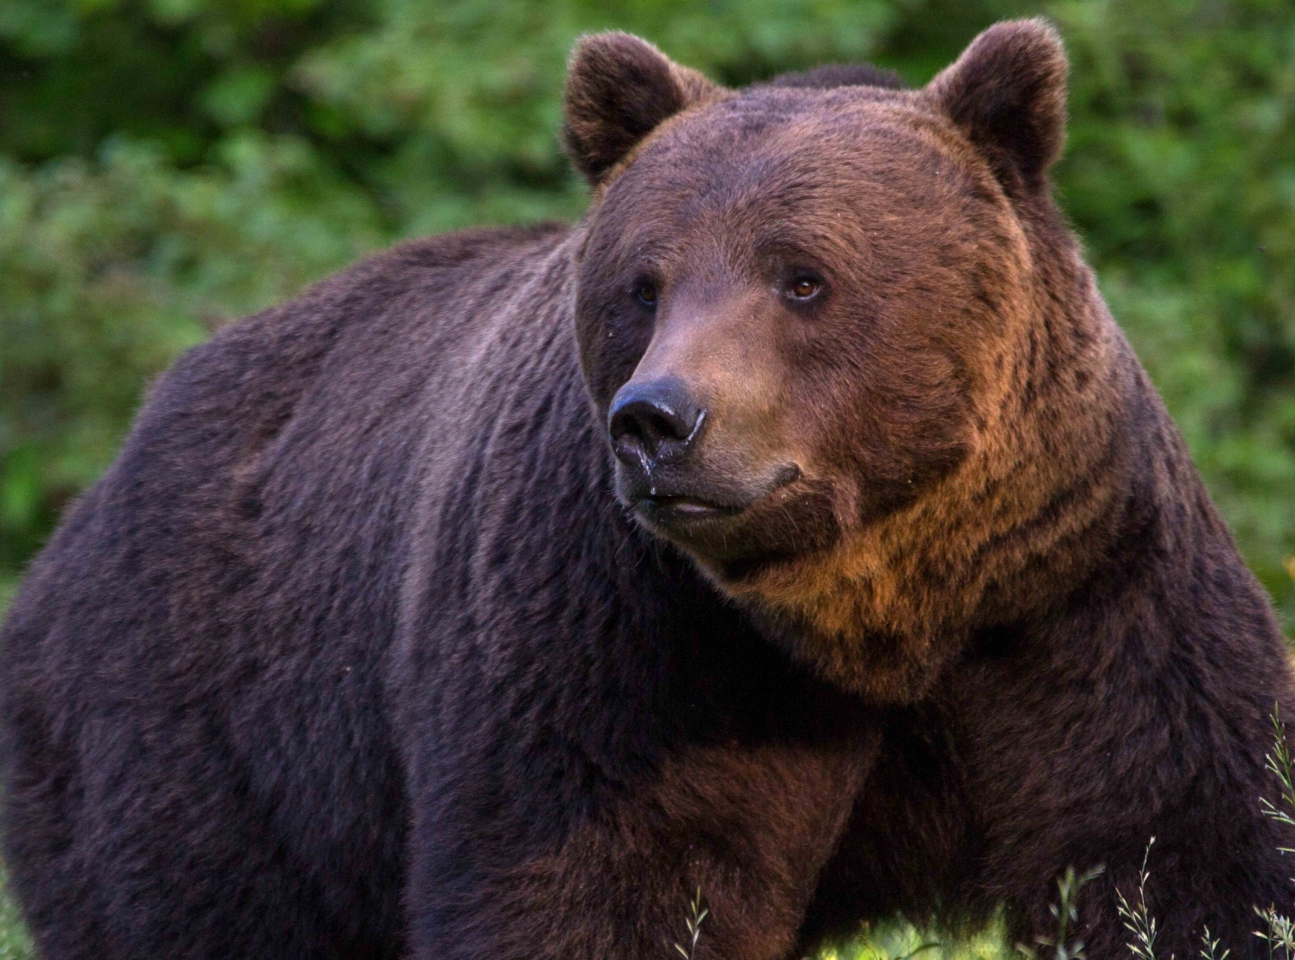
[1,0,1293,628]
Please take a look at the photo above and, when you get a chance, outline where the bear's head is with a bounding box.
[568,22,1130,704]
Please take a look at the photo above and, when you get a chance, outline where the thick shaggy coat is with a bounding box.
[3,20,1293,960]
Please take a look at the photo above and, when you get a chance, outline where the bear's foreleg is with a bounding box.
[402,738,875,960]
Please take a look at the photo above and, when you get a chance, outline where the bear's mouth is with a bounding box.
[626,464,803,531]
[621,464,841,571]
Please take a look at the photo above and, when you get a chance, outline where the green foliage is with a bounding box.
[1054,0,1295,624]
[821,923,1001,960]
[0,867,33,960]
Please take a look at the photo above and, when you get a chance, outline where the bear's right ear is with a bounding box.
[563,33,722,187]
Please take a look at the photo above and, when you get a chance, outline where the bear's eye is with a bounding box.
[633,281,658,309]
[787,276,821,301]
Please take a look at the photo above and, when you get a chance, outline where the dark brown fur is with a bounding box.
[1,20,1291,960]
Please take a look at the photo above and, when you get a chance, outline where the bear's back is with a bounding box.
[0,221,576,959]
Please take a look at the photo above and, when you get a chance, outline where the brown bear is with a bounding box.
[1,18,1292,960]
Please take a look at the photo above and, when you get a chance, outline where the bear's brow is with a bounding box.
[749,227,857,268]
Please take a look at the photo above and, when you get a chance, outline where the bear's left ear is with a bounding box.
[927,19,1068,197]
[563,33,723,187]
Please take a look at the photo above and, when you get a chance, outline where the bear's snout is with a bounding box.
[608,376,706,469]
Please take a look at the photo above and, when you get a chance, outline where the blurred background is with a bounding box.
[1,0,1293,627]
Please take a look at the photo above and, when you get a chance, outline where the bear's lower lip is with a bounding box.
[636,496,742,522]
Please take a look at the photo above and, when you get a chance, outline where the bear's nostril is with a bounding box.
[608,379,705,466]
[609,399,698,460]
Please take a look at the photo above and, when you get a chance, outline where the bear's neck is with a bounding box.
[973,210,1287,674]
[1032,348,1288,659]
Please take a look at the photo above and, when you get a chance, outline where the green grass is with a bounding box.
[0,884,1009,960]
[823,923,1009,960]
[0,594,29,956]
[0,874,34,960]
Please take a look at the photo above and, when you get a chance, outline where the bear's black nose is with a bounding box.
[608,378,705,467]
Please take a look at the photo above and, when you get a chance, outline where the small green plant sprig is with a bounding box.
[1019,865,1105,960]
[1200,924,1230,960]
[1115,839,1159,960]
[674,888,708,960]
[1254,703,1295,960]
[1254,908,1295,960]
[1261,705,1295,855]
